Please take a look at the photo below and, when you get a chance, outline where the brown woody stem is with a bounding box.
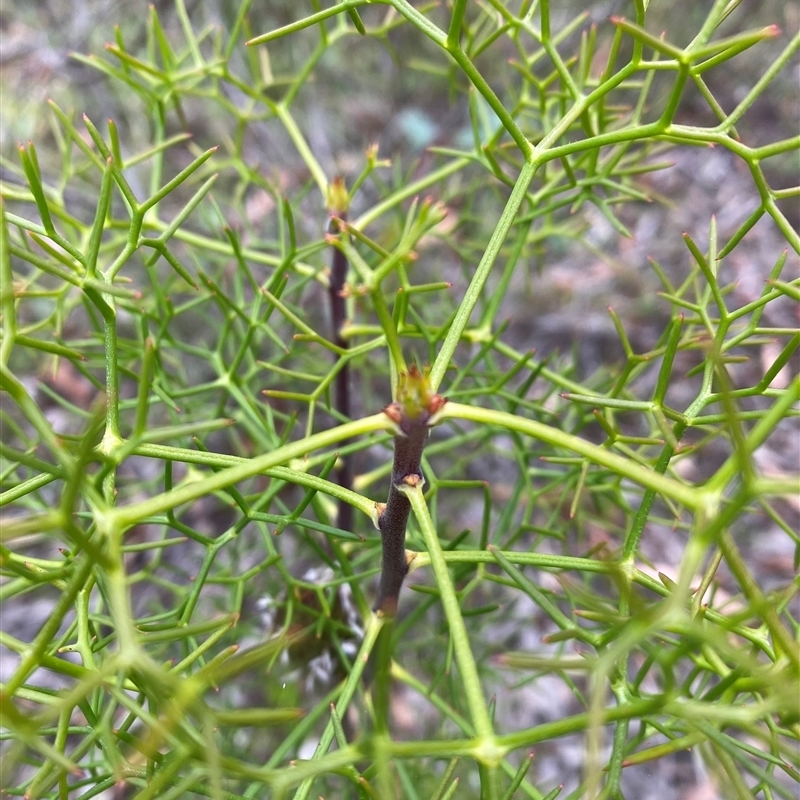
[328,220,353,534]
[327,178,353,534]
[375,367,446,616]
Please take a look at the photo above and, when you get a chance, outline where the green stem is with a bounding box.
[0,365,73,471]
[721,28,800,130]
[384,0,447,48]
[291,613,385,800]
[441,402,702,509]
[708,376,800,493]
[246,0,365,45]
[0,200,16,368]
[275,104,328,198]
[111,414,390,531]
[402,484,496,743]
[447,0,468,50]
[372,288,406,396]
[717,529,798,669]
[101,299,122,449]
[448,46,532,158]
[4,556,94,694]
[353,157,471,230]
[430,160,537,391]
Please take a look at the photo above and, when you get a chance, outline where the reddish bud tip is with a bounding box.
[383,403,403,425]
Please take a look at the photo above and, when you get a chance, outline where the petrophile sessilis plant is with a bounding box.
[1,1,798,798]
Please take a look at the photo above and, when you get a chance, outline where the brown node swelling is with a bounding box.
[375,367,446,616]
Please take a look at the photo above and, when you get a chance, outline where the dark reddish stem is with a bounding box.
[375,372,446,616]
[328,211,354,534]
